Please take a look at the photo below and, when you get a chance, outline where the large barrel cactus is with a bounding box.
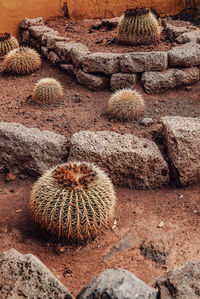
[30,162,116,241]
[4,47,41,75]
[0,33,19,57]
[117,7,161,45]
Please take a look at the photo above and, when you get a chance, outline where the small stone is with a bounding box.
[157,221,164,228]
[16,209,22,213]
[179,194,184,199]
[112,219,117,230]
[185,85,192,91]
[140,118,154,126]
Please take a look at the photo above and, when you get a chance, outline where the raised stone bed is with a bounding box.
[19,17,200,93]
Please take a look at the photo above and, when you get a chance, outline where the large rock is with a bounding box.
[76,70,109,90]
[0,248,72,299]
[54,42,88,64]
[142,67,199,94]
[163,21,190,41]
[176,31,200,44]
[83,52,121,74]
[77,268,158,299]
[120,51,168,73]
[161,116,200,186]
[152,261,200,298]
[110,73,137,91]
[68,131,169,189]
[20,17,44,29]
[168,43,200,67]
[28,25,57,39]
[0,121,68,176]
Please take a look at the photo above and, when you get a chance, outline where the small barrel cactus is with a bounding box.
[0,33,19,57]
[30,162,116,241]
[4,47,41,75]
[107,88,145,121]
[117,7,161,45]
[32,78,64,103]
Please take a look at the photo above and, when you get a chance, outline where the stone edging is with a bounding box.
[19,17,200,93]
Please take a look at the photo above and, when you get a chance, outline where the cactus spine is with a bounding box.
[30,162,116,241]
[32,78,64,103]
[107,88,145,121]
[117,8,161,45]
[4,47,41,75]
[0,33,19,57]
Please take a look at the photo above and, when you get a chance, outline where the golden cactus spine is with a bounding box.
[4,47,41,75]
[30,162,116,241]
[117,8,161,45]
[107,88,145,121]
[0,33,19,57]
[32,78,64,103]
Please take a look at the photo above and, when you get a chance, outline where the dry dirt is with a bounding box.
[0,41,200,297]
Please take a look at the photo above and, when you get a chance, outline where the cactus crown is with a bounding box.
[0,32,11,41]
[0,33,19,57]
[30,162,116,241]
[32,78,63,103]
[117,7,161,45]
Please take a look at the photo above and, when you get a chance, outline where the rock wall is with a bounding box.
[1,0,185,37]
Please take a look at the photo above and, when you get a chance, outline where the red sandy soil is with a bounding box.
[0,59,200,296]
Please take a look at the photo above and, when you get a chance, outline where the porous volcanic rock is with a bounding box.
[161,116,200,186]
[152,261,200,298]
[168,43,200,67]
[68,131,169,189]
[0,248,72,299]
[76,70,109,90]
[20,17,44,29]
[29,25,57,39]
[77,268,158,299]
[110,73,137,91]
[0,121,68,176]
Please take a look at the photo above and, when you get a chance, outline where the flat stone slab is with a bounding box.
[77,268,158,299]
[0,248,72,299]
[68,130,169,189]
[168,43,200,67]
[142,67,199,94]
[28,25,57,39]
[0,121,68,176]
[176,30,200,44]
[152,261,200,298]
[120,51,168,73]
[110,73,137,91]
[161,116,200,186]
[76,70,109,90]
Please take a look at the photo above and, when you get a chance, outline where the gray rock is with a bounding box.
[168,43,200,67]
[176,30,200,44]
[76,70,109,90]
[46,35,70,50]
[77,268,158,299]
[163,21,190,41]
[140,118,154,126]
[152,261,200,298]
[29,25,57,39]
[54,42,88,64]
[142,67,199,94]
[20,17,44,29]
[120,51,168,73]
[60,64,75,76]
[0,121,68,176]
[110,73,137,91]
[47,51,62,64]
[70,45,90,68]
[20,30,30,44]
[69,131,169,189]
[161,116,200,186]
[41,46,49,57]
[0,248,72,299]
[83,52,121,75]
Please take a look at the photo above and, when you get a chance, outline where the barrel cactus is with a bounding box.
[4,47,41,75]
[107,88,145,121]
[32,78,64,103]
[0,33,19,57]
[117,7,161,45]
[30,162,116,241]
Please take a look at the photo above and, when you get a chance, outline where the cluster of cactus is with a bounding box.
[32,78,64,103]
[0,33,19,57]
[30,162,116,241]
[117,7,161,45]
[4,47,41,75]
[107,88,145,121]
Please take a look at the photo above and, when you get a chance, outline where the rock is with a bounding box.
[142,67,199,94]
[54,42,88,63]
[47,51,62,64]
[168,43,200,67]
[152,261,200,298]
[20,17,44,29]
[0,121,68,176]
[176,30,200,44]
[60,64,75,76]
[161,116,200,186]
[29,38,40,51]
[83,52,121,75]
[41,46,49,57]
[140,232,175,265]
[77,268,158,299]
[163,21,190,41]
[28,25,57,39]
[0,248,72,298]
[70,45,90,68]
[69,131,169,189]
[20,30,30,44]
[120,51,168,73]
[76,70,109,90]
[140,118,154,126]
[46,34,70,50]
[110,73,137,91]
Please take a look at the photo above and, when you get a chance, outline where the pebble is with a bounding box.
[157,221,164,228]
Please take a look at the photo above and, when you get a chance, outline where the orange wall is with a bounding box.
[0,0,185,37]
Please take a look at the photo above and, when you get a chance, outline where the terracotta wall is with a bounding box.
[0,0,185,37]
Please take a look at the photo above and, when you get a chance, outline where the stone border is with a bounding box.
[19,17,200,93]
